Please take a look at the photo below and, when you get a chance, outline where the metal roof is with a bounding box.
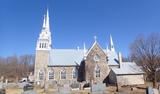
[111,62,144,75]
[49,49,84,66]
[48,48,120,66]
[106,50,119,66]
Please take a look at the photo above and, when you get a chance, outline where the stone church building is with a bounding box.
[34,10,145,87]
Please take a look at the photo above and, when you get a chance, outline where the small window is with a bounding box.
[61,68,66,79]
[72,68,78,79]
[49,70,54,79]
[95,65,100,77]
[39,70,44,80]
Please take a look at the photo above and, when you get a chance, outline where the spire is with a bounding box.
[42,15,46,28]
[77,46,80,51]
[36,8,52,51]
[109,34,115,51]
[106,45,109,52]
[45,8,50,29]
[94,36,97,42]
[83,42,86,56]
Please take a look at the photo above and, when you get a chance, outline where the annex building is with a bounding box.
[34,10,145,87]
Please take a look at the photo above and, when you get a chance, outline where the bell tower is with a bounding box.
[34,9,51,82]
[36,9,52,50]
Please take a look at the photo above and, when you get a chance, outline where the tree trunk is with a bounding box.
[153,72,157,88]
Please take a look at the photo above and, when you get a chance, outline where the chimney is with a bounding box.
[118,52,122,68]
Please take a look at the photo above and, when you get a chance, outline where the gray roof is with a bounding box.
[48,49,119,66]
[111,62,144,75]
[49,49,84,66]
[107,50,119,66]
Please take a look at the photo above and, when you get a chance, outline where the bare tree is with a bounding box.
[0,54,35,82]
[130,33,160,88]
[122,56,131,62]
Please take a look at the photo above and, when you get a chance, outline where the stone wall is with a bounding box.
[48,66,78,85]
[34,50,50,82]
[84,42,110,83]
[117,74,144,86]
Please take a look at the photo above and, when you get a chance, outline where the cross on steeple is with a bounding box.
[94,36,97,42]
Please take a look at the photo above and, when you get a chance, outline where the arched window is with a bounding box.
[95,65,100,77]
[42,43,44,48]
[46,43,48,48]
[60,68,66,79]
[72,68,78,79]
[49,70,54,79]
[39,43,41,48]
[41,43,43,48]
[45,43,47,48]
[39,70,44,80]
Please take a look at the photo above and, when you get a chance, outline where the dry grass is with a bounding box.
[6,88,23,94]
[3,81,156,94]
[5,85,147,94]
[5,82,160,94]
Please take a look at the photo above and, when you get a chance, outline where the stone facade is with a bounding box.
[116,74,144,86]
[34,50,49,82]
[47,66,78,85]
[108,70,145,86]
[84,42,110,83]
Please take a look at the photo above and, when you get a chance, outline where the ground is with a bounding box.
[5,85,147,94]
[4,82,160,94]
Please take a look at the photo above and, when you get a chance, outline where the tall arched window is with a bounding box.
[39,70,44,80]
[60,68,66,79]
[49,70,54,80]
[72,68,78,79]
[95,65,100,77]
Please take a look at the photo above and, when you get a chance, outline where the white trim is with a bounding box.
[86,41,97,56]
[86,41,107,57]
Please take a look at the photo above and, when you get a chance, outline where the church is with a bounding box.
[34,10,145,87]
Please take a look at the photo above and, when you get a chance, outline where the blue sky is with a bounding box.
[0,0,160,57]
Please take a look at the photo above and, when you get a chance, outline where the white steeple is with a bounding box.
[106,45,109,52]
[42,15,46,28]
[45,8,50,30]
[109,34,115,51]
[36,9,52,51]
